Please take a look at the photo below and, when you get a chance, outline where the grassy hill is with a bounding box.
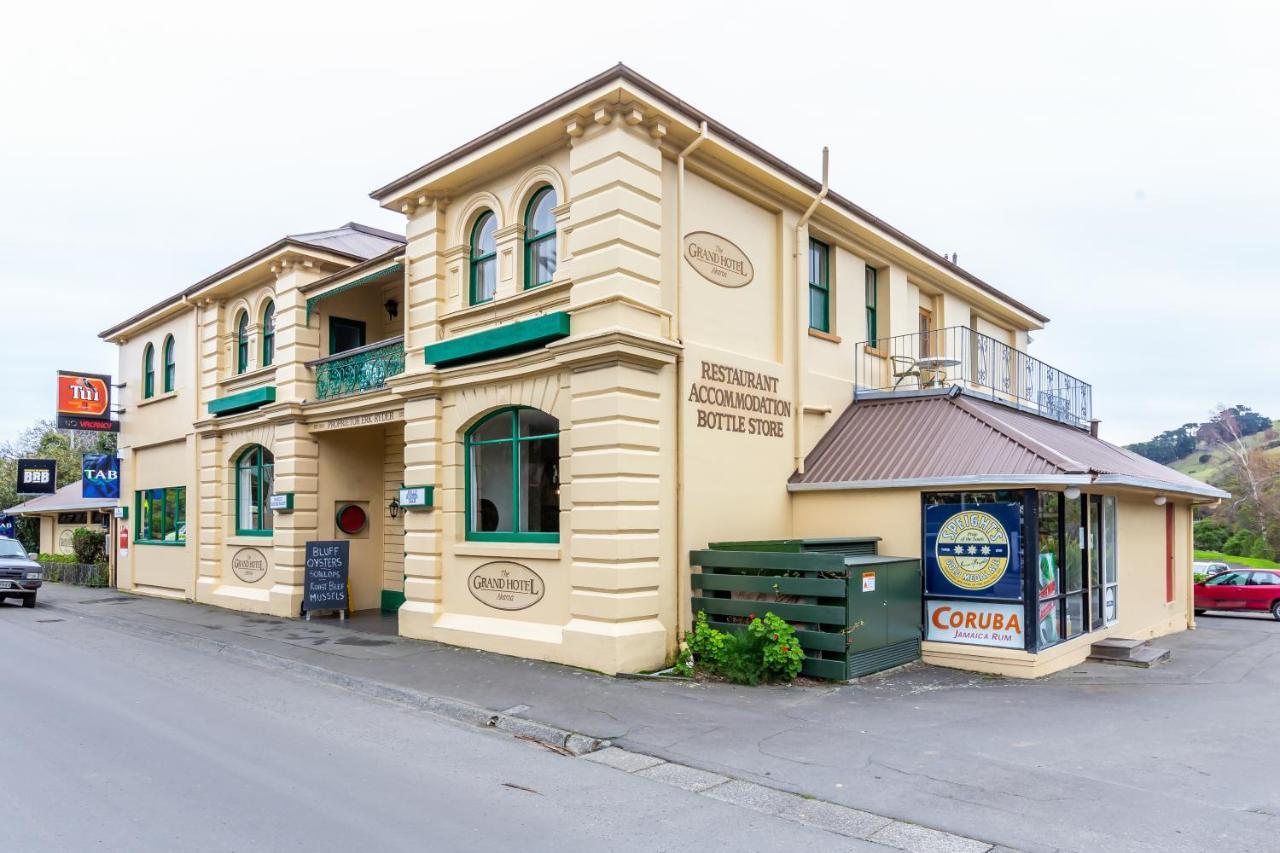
[1167,419,1280,482]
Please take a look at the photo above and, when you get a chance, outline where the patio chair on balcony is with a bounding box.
[891,356,921,389]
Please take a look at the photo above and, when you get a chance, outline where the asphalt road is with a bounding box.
[0,605,881,852]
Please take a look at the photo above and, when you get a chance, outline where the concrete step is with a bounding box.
[1089,642,1170,668]
[1089,638,1145,660]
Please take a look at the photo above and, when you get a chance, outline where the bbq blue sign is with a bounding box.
[924,502,1022,599]
[82,454,120,500]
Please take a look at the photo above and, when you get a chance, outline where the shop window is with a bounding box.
[134,487,186,545]
[808,239,829,333]
[1062,492,1085,639]
[1037,492,1063,647]
[469,211,498,305]
[143,343,155,399]
[162,334,176,393]
[524,187,557,289]
[465,407,559,542]
[329,316,365,355]
[235,310,250,374]
[236,446,274,536]
[1103,495,1118,624]
[261,301,275,367]
[865,265,879,347]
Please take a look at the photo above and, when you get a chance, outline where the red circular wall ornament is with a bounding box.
[335,503,368,535]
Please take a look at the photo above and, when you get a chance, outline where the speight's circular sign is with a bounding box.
[934,511,1012,591]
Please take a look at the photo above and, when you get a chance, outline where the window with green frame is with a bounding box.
[524,187,557,289]
[162,334,176,393]
[808,238,830,332]
[865,265,879,347]
[235,310,250,374]
[135,486,186,544]
[469,211,498,304]
[261,301,275,367]
[235,445,274,535]
[465,407,559,542]
[142,343,155,399]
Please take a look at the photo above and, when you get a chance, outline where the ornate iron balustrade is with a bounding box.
[309,337,406,401]
[853,326,1092,428]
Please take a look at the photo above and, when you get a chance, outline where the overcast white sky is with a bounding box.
[2,1,1276,446]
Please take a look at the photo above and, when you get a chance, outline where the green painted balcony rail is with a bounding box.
[308,337,406,401]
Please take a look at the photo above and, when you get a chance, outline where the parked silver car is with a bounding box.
[0,537,42,607]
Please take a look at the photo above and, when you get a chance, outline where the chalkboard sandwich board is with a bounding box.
[304,540,350,618]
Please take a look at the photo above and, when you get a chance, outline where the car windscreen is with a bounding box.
[0,540,28,559]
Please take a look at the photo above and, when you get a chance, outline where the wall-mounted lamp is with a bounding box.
[1153,495,1168,507]
[388,497,401,519]
[384,298,400,321]
[1064,486,1082,500]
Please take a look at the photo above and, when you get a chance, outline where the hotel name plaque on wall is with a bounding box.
[683,231,754,288]
[468,561,545,611]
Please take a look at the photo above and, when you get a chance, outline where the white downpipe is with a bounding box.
[675,121,708,640]
[792,147,829,476]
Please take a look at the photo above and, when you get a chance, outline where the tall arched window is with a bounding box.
[142,343,155,399]
[261,301,275,367]
[523,187,557,289]
[162,335,176,393]
[235,445,274,535]
[469,211,498,305]
[465,407,559,542]
[235,310,250,374]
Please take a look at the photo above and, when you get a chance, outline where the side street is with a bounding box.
[25,583,1280,853]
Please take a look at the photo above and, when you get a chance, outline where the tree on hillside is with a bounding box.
[0,420,117,513]
[1127,422,1199,464]
[1208,406,1280,559]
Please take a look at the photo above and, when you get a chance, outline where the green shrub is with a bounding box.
[37,553,77,563]
[1194,519,1229,552]
[72,527,106,565]
[1222,529,1254,557]
[685,610,805,685]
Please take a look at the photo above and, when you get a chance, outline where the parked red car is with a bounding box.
[1194,569,1280,620]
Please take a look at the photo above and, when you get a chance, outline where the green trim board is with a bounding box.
[208,386,276,416]
[425,312,570,368]
[305,264,403,324]
[380,590,406,613]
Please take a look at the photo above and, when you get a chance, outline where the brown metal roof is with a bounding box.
[370,63,1048,325]
[4,482,115,515]
[790,392,1229,500]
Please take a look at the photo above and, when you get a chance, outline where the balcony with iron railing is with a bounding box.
[307,336,406,401]
[853,326,1093,428]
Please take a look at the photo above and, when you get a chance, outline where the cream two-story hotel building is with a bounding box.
[102,65,1224,678]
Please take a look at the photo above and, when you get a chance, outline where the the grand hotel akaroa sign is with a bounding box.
[687,360,791,438]
[683,232,754,288]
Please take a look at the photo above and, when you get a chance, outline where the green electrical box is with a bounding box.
[690,546,922,681]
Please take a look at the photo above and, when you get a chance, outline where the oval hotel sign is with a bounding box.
[231,548,268,584]
[683,231,754,288]
[468,561,545,611]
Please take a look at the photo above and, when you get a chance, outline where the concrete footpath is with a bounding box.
[39,585,1280,853]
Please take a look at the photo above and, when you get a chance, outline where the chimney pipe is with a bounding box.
[1089,419,1100,438]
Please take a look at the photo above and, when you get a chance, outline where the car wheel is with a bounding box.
[1272,601,1280,622]
[21,594,36,609]
[1195,609,1206,616]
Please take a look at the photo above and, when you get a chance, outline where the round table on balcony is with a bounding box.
[914,356,961,388]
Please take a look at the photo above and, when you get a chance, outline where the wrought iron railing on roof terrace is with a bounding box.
[308,337,406,401]
[853,325,1093,428]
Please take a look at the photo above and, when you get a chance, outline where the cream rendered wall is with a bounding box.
[383,422,405,598]
[1113,497,1191,641]
[314,424,385,611]
[790,489,924,557]
[116,309,199,598]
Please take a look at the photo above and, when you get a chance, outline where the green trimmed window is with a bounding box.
[469,211,498,305]
[143,343,155,399]
[523,187,557,289]
[261,301,275,367]
[235,445,274,535]
[865,265,879,347]
[135,486,186,544]
[162,334,176,393]
[235,310,249,374]
[465,407,559,542]
[808,239,830,333]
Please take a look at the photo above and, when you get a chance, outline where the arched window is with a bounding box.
[469,211,498,305]
[465,407,559,542]
[162,335,176,393]
[142,343,155,399]
[235,310,250,374]
[235,445,274,535]
[261,301,275,367]
[523,186,557,289]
